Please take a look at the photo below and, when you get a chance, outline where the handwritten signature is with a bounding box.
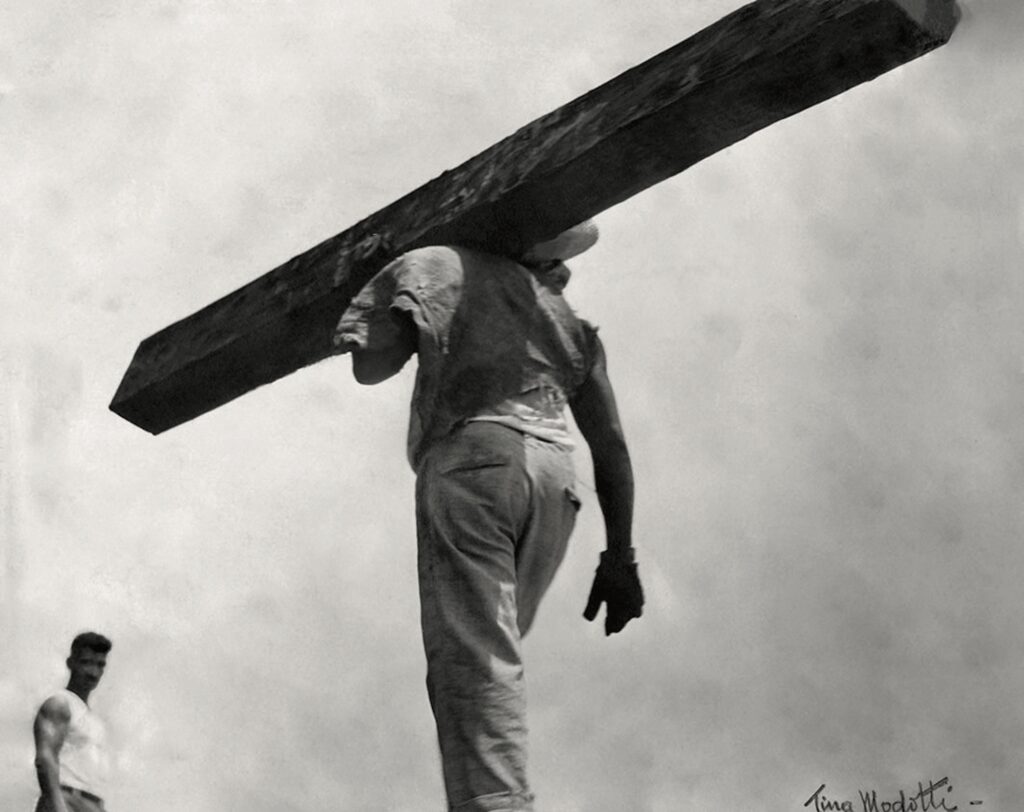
[804,778,983,812]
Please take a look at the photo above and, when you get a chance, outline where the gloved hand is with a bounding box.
[583,549,644,635]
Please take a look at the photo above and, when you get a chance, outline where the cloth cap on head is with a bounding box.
[521,220,598,262]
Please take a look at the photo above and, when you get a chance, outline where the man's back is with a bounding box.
[337,245,599,467]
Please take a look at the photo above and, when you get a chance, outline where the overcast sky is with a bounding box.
[3,1,1023,810]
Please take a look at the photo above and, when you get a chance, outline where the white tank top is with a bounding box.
[54,689,109,793]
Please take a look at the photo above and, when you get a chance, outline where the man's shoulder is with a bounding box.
[36,692,72,723]
[389,245,522,298]
[396,245,518,274]
[401,245,461,260]
[395,245,464,269]
[381,246,462,289]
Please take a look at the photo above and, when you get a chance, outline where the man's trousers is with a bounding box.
[416,422,580,812]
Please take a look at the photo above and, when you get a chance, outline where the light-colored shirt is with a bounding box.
[53,689,109,794]
[336,245,599,469]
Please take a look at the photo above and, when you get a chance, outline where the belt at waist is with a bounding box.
[61,785,104,805]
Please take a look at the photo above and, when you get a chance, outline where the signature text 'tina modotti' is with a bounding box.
[804,777,984,812]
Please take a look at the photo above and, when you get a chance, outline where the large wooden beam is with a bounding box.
[111,0,958,434]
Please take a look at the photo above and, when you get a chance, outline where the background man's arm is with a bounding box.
[570,336,644,634]
[33,696,71,812]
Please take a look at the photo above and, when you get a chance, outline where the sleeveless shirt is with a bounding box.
[52,689,109,794]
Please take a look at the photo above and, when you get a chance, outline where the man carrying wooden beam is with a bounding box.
[334,222,644,811]
[109,0,960,436]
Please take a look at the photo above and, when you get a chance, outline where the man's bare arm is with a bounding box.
[569,335,638,634]
[569,337,634,557]
[34,696,71,812]
[570,336,644,634]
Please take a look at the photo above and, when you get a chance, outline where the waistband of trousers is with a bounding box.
[61,785,103,804]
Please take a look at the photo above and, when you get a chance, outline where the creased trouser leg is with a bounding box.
[416,423,579,812]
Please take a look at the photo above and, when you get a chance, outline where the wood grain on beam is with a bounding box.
[111,0,958,433]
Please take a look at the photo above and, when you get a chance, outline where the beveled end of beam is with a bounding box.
[890,0,960,40]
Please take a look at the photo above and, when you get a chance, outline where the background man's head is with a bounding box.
[66,632,112,694]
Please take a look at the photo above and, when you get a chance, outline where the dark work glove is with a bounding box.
[583,549,644,635]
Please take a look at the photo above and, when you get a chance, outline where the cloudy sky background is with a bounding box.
[3,0,1022,809]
